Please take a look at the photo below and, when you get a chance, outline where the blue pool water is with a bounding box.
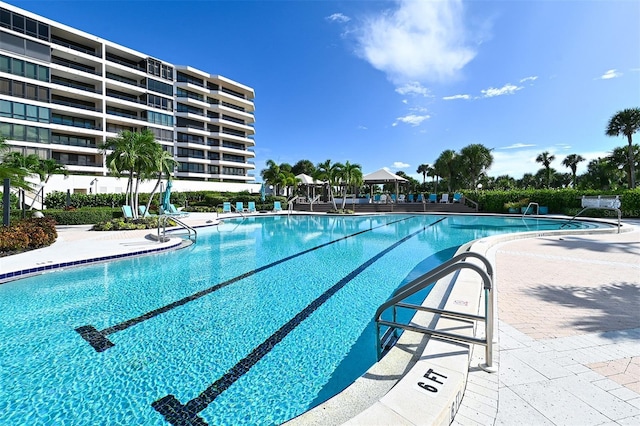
[0,214,605,425]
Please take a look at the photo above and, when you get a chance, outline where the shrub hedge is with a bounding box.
[93,217,161,231]
[43,208,122,225]
[461,188,640,217]
[0,217,57,253]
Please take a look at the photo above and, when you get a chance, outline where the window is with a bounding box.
[177,132,203,144]
[51,113,95,129]
[176,88,204,102]
[145,127,173,142]
[177,162,204,173]
[146,78,173,96]
[0,99,49,122]
[147,58,173,81]
[147,94,173,111]
[177,148,204,159]
[0,54,49,82]
[0,8,49,40]
[0,121,49,143]
[177,103,203,115]
[144,111,173,127]
[177,71,204,87]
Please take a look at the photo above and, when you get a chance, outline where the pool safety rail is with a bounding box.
[375,252,495,372]
[561,195,621,233]
[158,215,197,242]
[522,202,539,216]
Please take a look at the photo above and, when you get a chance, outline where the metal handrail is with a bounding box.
[375,253,495,372]
[561,196,621,232]
[309,194,322,212]
[287,195,299,213]
[158,215,197,242]
[522,202,539,217]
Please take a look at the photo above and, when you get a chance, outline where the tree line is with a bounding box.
[262,107,639,195]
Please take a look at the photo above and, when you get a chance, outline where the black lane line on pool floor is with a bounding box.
[151,217,447,426]
[75,216,420,352]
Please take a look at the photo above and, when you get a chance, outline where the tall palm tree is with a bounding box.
[101,129,157,217]
[339,161,362,209]
[426,165,438,193]
[144,148,176,214]
[315,159,343,210]
[606,107,640,188]
[416,164,429,184]
[434,149,457,192]
[459,144,493,189]
[561,154,585,188]
[535,151,556,189]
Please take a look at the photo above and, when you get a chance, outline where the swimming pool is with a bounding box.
[0,214,606,425]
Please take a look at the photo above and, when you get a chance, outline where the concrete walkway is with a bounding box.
[456,224,640,426]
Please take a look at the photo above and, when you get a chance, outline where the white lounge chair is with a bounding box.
[440,194,449,203]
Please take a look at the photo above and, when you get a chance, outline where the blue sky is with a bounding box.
[10,0,640,180]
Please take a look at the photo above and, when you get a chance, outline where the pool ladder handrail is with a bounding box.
[561,195,621,233]
[287,195,299,214]
[521,202,539,217]
[375,252,495,372]
[157,214,197,242]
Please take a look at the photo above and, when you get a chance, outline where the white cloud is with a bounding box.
[392,114,430,126]
[600,69,621,79]
[392,161,410,168]
[354,0,478,84]
[519,76,538,83]
[357,125,368,130]
[326,13,351,23]
[481,83,523,98]
[498,143,537,150]
[442,94,470,100]
[395,82,430,97]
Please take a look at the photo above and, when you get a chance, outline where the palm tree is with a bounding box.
[416,164,429,184]
[606,107,640,188]
[101,129,157,217]
[426,165,438,193]
[260,159,286,195]
[535,151,556,189]
[282,171,299,198]
[314,159,343,210]
[339,161,362,209]
[459,144,493,189]
[434,150,457,192]
[561,154,585,188]
[144,148,176,214]
[0,138,32,190]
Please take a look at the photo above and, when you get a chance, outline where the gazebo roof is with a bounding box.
[362,168,408,183]
[295,173,324,185]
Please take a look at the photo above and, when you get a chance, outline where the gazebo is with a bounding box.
[295,173,324,203]
[363,169,408,201]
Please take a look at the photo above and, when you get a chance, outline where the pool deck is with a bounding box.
[1,213,638,424]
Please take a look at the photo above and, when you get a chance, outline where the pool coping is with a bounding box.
[286,216,632,426]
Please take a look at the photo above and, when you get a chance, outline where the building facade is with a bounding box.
[0,2,256,184]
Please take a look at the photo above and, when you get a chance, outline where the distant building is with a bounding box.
[0,2,256,185]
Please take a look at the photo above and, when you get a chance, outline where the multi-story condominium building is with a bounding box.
[0,2,256,184]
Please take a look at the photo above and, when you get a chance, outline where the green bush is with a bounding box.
[93,216,162,231]
[464,188,640,217]
[0,217,57,253]
[43,208,121,225]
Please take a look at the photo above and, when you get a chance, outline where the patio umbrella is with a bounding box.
[260,183,266,202]
[162,180,172,211]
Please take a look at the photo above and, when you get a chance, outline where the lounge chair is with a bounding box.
[138,205,156,217]
[428,194,437,203]
[417,194,424,203]
[408,194,414,203]
[440,194,449,203]
[273,201,282,212]
[221,202,232,213]
[247,201,256,213]
[162,204,189,216]
[390,194,396,203]
[453,193,462,203]
[373,194,381,203]
[121,205,134,219]
[398,194,405,203]
[380,194,387,203]
[235,202,245,212]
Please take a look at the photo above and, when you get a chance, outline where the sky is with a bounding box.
[9,0,640,181]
